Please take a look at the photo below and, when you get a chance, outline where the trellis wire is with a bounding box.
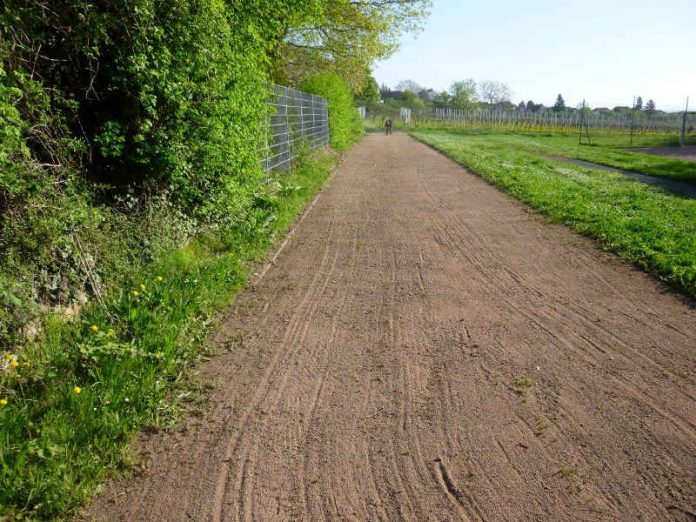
[420,107,692,135]
[263,85,329,174]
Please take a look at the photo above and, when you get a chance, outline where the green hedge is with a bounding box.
[0,0,325,350]
[302,73,364,151]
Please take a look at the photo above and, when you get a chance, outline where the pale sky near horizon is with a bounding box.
[373,0,695,112]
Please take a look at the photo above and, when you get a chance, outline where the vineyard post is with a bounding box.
[629,96,636,147]
[680,96,689,146]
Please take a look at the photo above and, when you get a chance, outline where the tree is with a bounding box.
[433,90,451,108]
[396,79,423,93]
[553,94,566,113]
[302,73,364,151]
[401,90,425,109]
[279,0,432,92]
[358,75,381,103]
[418,88,436,102]
[449,80,478,110]
[645,99,656,115]
[479,81,511,105]
[634,96,643,110]
[526,100,543,112]
[577,101,592,115]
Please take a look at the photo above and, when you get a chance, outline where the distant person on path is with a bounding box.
[385,118,393,135]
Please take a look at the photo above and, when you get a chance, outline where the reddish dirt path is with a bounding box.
[85,134,696,521]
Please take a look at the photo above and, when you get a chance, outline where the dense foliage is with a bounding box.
[280,0,431,92]
[0,0,323,348]
[302,73,364,151]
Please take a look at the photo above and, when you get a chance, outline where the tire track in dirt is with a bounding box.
[406,138,692,516]
[211,223,344,522]
[414,162,694,435]
[84,134,696,522]
[295,228,361,518]
[420,142,694,518]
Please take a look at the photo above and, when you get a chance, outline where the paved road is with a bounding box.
[86,134,696,521]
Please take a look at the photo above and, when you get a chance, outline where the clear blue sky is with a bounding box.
[373,0,695,112]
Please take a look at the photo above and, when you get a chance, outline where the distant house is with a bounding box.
[594,107,611,114]
[380,89,404,102]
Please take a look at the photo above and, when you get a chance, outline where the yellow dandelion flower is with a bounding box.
[132,290,140,297]
[90,324,99,332]
[139,283,146,291]
[10,360,19,369]
[155,275,164,282]
[4,353,13,361]
[22,362,31,368]
[0,398,7,406]
[73,386,82,395]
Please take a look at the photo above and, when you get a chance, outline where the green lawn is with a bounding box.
[414,129,696,185]
[0,151,338,519]
[412,130,696,299]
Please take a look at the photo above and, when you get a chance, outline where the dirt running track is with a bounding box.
[85,134,696,521]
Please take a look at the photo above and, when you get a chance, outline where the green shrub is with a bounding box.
[0,0,328,350]
[302,73,364,151]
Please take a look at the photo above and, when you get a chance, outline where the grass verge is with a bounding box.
[413,128,696,185]
[412,130,696,299]
[0,150,338,520]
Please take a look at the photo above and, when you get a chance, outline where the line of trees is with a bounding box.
[369,81,665,118]
[372,79,513,111]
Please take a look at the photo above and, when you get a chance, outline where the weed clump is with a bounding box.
[512,377,535,400]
